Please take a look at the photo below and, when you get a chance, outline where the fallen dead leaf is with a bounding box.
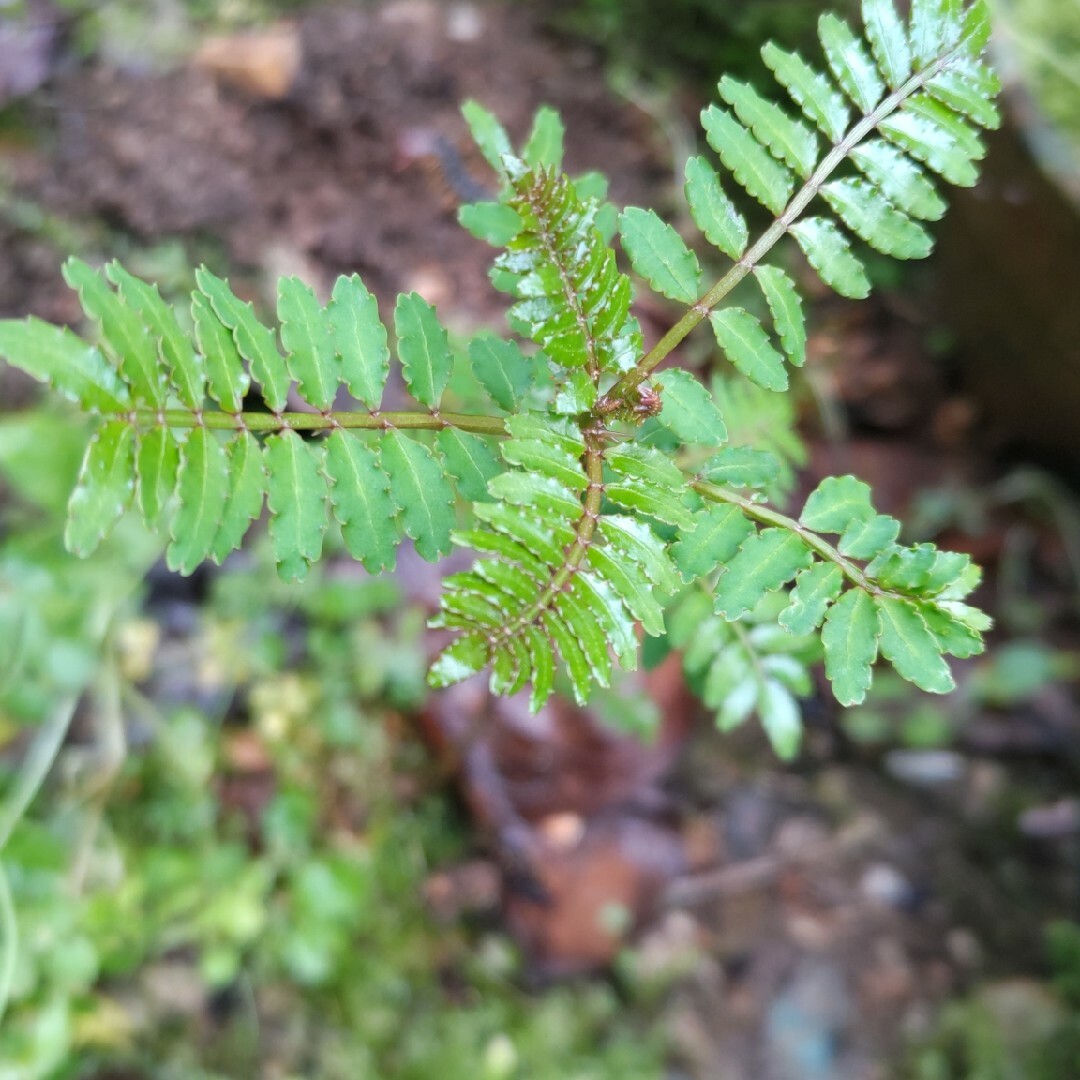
[194,24,301,100]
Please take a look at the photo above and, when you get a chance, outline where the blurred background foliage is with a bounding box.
[0,410,665,1077]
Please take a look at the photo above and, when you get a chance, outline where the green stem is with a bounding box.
[131,409,508,437]
[494,430,606,643]
[692,479,886,596]
[600,47,965,410]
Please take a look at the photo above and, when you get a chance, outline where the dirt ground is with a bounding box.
[1,2,1079,1077]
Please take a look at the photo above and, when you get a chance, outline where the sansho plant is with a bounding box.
[0,0,1000,758]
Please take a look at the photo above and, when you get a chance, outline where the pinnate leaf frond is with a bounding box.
[679,0,997,396]
[0,259,521,582]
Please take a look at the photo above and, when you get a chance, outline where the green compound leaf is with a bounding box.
[553,369,598,415]
[653,368,727,447]
[502,414,587,492]
[0,6,1002,741]
[456,527,548,581]
[925,550,979,597]
[906,93,985,158]
[761,42,851,144]
[862,0,912,89]
[698,447,781,488]
[322,430,398,573]
[871,542,939,590]
[878,109,980,187]
[498,162,640,375]
[850,139,947,221]
[755,264,807,366]
[63,257,167,410]
[714,527,813,620]
[526,625,556,711]
[822,177,934,259]
[459,201,524,246]
[541,609,595,704]
[437,428,502,502]
[727,681,768,735]
[489,638,525,697]
[0,318,130,413]
[818,12,886,113]
[619,207,703,304]
[684,155,748,260]
[429,633,490,689]
[523,105,566,169]
[558,587,614,687]
[573,571,637,667]
[672,501,755,582]
[839,513,900,558]
[604,480,695,530]
[875,595,955,692]
[760,679,803,760]
[822,587,880,705]
[910,0,963,68]
[107,262,205,410]
[328,273,389,410]
[801,474,873,531]
[468,333,534,412]
[791,217,871,299]
[461,99,513,175]
[191,291,249,413]
[264,431,327,583]
[613,438,686,490]
[381,430,455,562]
[278,276,336,411]
[922,602,985,658]
[710,307,789,392]
[210,430,266,564]
[196,267,290,413]
[601,513,680,594]
[779,561,844,636]
[394,292,453,409]
[474,500,574,567]
[926,67,1001,130]
[167,427,230,575]
[135,426,179,530]
[701,106,794,216]
[65,420,135,557]
[587,545,665,638]
[606,443,695,528]
[718,75,820,178]
[961,0,992,54]
[488,471,582,520]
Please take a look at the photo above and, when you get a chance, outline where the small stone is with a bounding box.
[884,748,965,786]
[1019,798,1080,838]
[446,3,485,42]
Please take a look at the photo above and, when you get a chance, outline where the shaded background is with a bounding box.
[1,0,1079,1076]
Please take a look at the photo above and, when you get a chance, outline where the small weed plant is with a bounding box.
[0,0,1001,759]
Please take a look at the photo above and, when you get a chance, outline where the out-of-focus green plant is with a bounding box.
[907,924,1080,1078]
[551,0,856,90]
[0,412,666,1075]
[992,0,1080,151]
